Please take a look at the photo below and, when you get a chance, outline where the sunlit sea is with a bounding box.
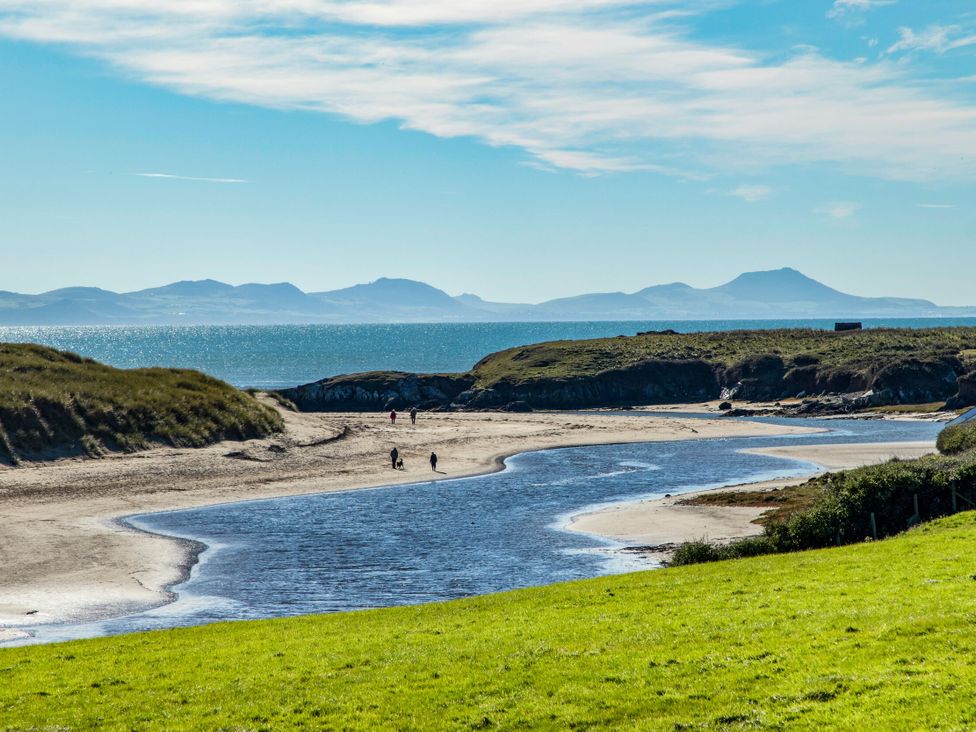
[3,318,974,388]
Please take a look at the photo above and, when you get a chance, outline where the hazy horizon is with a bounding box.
[3,1,975,304]
[0,266,950,304]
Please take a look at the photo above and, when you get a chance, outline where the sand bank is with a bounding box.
[0,405,815,630]
[566,440,938,560]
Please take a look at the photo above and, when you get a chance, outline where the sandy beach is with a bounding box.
[0,404,817,632]
[566,440,938,560]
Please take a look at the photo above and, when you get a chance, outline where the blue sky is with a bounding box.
[1,0,974,304]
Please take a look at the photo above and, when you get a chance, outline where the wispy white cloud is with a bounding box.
[886,25,976,55]
[729,184,772,203]
[918,203,954,209]
[827,0,895,24]
[1,1,975,179]
[135,172,247,183]
[817,201,861,219]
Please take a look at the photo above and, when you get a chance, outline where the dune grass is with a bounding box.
[0,343,283,462]
[3,514,976,730]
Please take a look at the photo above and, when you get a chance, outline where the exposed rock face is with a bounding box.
[278,372,474,412]
[720,355,786,400]
[280,356,974,413]
[456,359,720,409]
[869,359,962,405]
[283,360,720,412]
[946,371,976,409]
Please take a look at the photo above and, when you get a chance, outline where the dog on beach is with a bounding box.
[396,458,404,470]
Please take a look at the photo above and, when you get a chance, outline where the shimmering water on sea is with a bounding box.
[2,319,974,388]
[16,415,942,644]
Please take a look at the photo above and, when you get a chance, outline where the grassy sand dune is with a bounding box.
[0,343,282,463]
[2,514,975,729]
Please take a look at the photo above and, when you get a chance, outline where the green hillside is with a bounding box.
[3,514,976,729]
[471,326,976,386]
[284,327,976,411]
[0,343,283,463]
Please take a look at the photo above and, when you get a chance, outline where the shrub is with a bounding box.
[938,421,976,456]
[672,449,976,565]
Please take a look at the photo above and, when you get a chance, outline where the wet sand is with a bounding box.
[566,440,938,561]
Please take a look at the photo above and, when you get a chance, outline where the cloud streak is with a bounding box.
[729,184,772,203]
[827,0,896,22]
[817,201,861,220]
[2,1,976,179]
[886,25,976,55]
[135,172,247,183]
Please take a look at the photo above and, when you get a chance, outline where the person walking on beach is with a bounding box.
[429,451,438,472]
[389,409,397,425]
[410,406,418,425]
[390,447,399,470]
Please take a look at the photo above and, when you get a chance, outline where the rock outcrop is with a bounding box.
[946,371,976,409]
[451,359,719,410]
[280,355,976,413]
[279,372,474,412]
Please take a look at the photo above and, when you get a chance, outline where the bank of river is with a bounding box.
[10,415,941,645]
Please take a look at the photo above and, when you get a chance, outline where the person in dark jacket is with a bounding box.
[410,406,418,425]
[390,447,399,470]
[429,452,438,472]
[390,410,397,425]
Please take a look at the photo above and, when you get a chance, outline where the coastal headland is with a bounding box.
[279,327,976,413]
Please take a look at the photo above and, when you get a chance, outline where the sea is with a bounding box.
[2,318,974,389]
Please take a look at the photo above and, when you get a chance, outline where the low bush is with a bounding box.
[937,420,976,455]
[671,448,976,566]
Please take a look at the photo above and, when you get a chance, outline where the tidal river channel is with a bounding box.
[19,415,942,644]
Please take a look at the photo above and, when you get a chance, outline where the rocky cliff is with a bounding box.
[280,372,474,412]
[279,329,976,413]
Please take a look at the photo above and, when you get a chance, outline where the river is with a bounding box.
[14,414,942,645]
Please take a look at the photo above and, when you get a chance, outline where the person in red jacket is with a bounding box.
[389,409,397,425]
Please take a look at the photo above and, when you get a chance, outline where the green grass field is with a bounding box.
[0,343,283,462]
[3,513,976,730]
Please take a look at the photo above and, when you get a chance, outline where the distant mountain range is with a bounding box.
[0,268,973,325]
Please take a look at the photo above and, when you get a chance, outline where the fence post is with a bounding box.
[907,494,920,528]
[870,512,878,541]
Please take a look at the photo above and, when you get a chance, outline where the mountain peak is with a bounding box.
[128,279,235,297]
[711,267,850,303]
[316,277,461,309]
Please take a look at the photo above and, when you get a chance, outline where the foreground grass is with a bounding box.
[0,343,283,462]
[4,515,976,730]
